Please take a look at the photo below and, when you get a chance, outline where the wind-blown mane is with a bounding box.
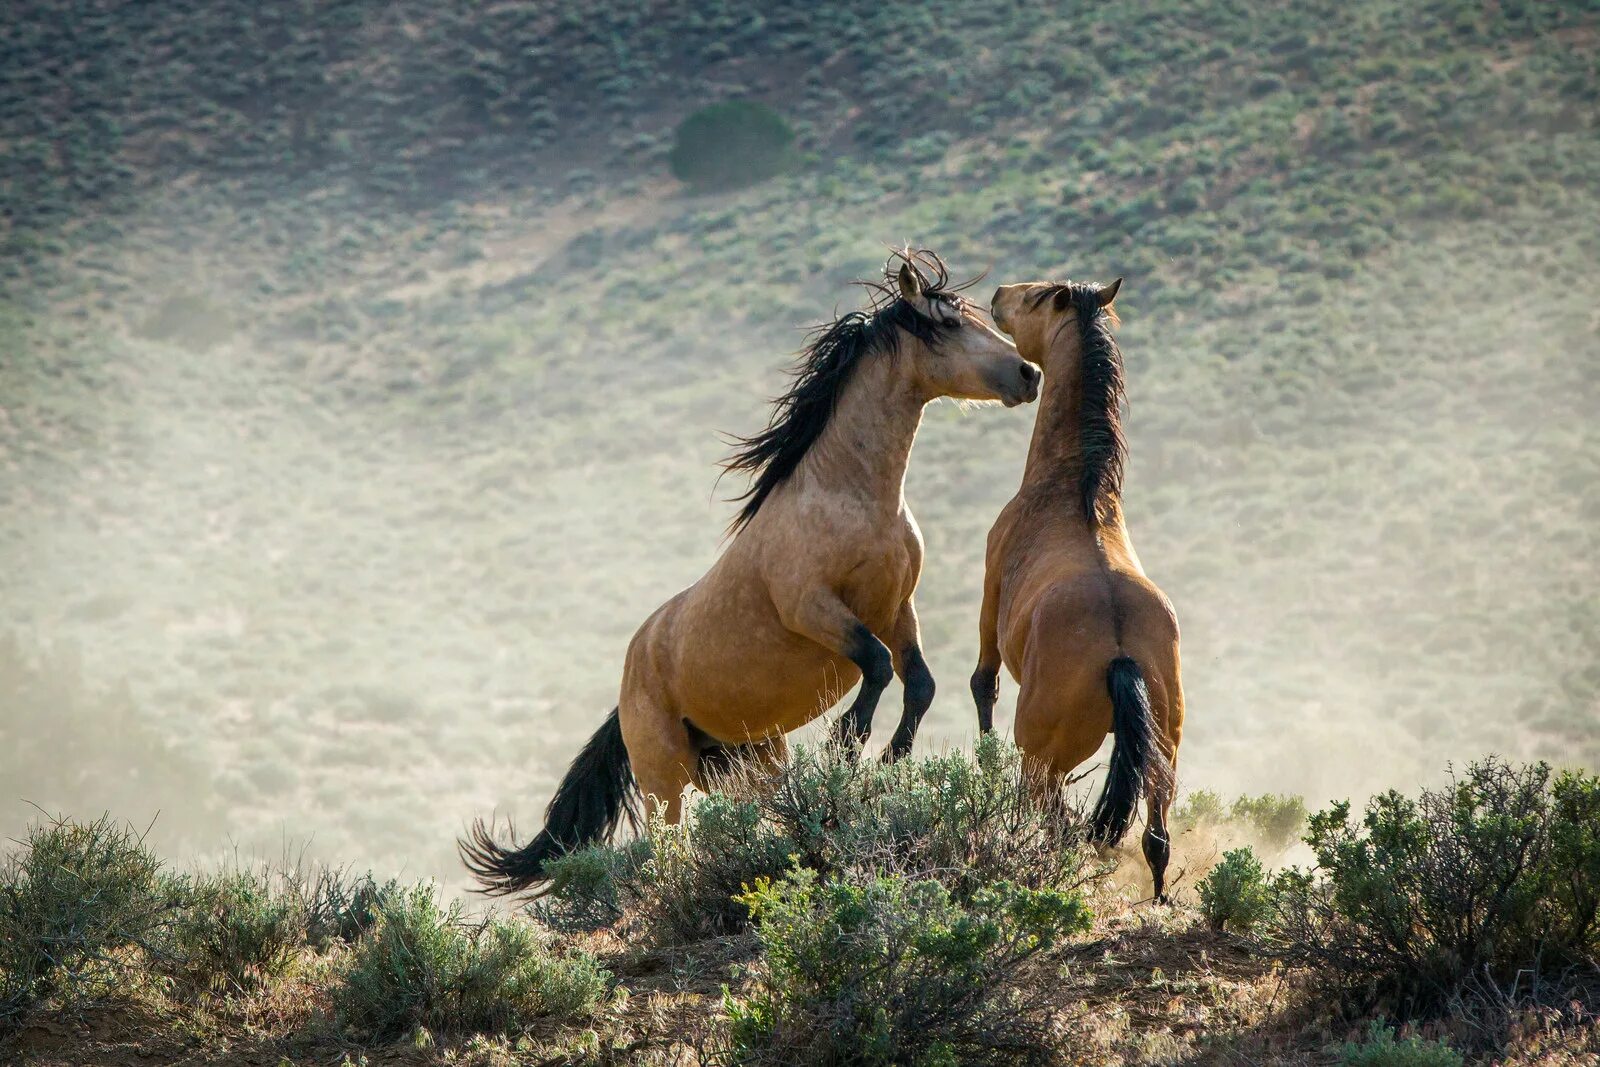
[722,249,971,533]
[1034,282,1127,523]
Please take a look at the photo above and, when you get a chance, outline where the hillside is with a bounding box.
[1,0,1597,891]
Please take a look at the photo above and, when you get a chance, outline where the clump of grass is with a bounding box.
[0,814,175,1027]
[170,868,308,994]
[725,869,1090,1067]
[1197,847,1272,934]
[1337,1020,1464,1067]
[333,883,610,1039]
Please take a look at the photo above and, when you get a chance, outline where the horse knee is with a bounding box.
[849,626,894,692]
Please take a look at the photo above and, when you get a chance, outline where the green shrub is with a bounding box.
[643,794,797,944]
[668,100,795,190]
[172,870,308,994]
[1174,789,1227,826]
[1198,847,1272,934]
[333,884,609,1039]
[757,735,1102,903]
[1337,1020,1464,1067]
[726,870,1090,1066]
[0,814,175,1026]
[1272,759,1600,1009]
[534,840,649,934]
[550,737,1103,945]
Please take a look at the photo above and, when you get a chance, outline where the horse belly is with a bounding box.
[667,588,862,743]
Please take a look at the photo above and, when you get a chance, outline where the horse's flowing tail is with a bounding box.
[459,707,641,895]
[1090,656,1156,846]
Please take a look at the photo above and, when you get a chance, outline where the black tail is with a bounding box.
[1090,656,1156,847]
[459,708,641,895]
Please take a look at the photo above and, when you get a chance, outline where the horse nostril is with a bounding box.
[1019,363,1039,385]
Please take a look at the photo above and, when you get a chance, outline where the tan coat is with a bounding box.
[977,279,1185,902]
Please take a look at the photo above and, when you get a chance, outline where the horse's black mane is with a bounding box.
[722,248,973,533]
[1031,282,1127,523]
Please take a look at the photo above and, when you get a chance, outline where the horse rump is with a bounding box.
[459,707,642,895]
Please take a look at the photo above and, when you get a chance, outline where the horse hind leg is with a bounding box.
[1142,701,1180,904]
[1142,791,1173,904]
[620,700,698,826]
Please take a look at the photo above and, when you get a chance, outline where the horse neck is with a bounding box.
[796,351,925,515]
[1021,333,1123,522]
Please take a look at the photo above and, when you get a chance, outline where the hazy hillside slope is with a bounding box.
[1,0,1596,877]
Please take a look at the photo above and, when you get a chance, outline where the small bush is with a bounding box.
[557,737,1104,945]
[0,814,175,1026]
[644,795,797,944]
[1198,847,1272,933]
[726,870,1090,1066]
[334,884,609,1038]
[1337,1020,1464,1067]
[1174,789,1227,826]
[534,840,648,934]
[1272,759,1600,1009]
[172,870,308,994]
[668,100,795,190]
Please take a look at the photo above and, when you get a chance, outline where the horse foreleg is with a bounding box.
[882,600,935,762]
[779,589,894,756]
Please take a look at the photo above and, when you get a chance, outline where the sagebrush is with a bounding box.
[334,883,610,1038]
[725,869,1090,1067]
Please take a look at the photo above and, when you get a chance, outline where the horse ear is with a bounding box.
[1097,278,1123,307]
[897,261,923,302]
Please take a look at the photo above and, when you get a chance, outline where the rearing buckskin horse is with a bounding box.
[462,250,1039,894]
[973,278,1184,901]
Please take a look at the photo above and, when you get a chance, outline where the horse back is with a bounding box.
[995,516,1177,681]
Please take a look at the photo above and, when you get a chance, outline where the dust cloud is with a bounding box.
[2,196,1594,894]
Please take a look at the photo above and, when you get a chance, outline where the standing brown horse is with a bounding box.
[462,250,1039,894]
[973,278,1184,901]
